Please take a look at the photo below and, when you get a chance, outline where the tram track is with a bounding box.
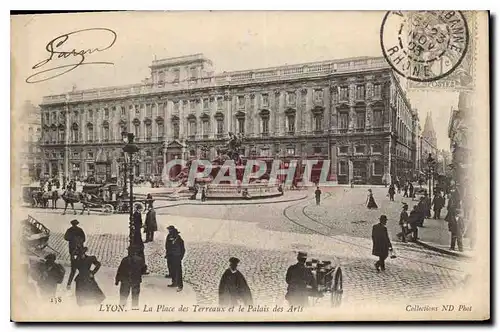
[282,192,466,273]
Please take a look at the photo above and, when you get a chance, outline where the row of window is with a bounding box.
[44,109,385,143]
[44,83,384,125]
[45,149,160,160]
[338,84,382,101]
[338,161,384,176]
[338,109,384,130]
[338,144,384,155]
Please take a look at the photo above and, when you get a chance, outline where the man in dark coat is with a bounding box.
[132,204,143,246]
[408,182,414,198]
[115,246,146,308]
[315,186,322,206]
[144,206,158,243]
[416,197,427,227]
[285,252,316,306]
[448,209,464,251]
[423,192,432,219]
[34,254,66,297]
[397,203,409,243]
[64,219,86,289]
[164,226,175,278]
[432,192,446,219]
[371,215,393,272]
[388,184,395,201]
[408,205,421,242]
[165,227,185,292]
[218,257,253,306]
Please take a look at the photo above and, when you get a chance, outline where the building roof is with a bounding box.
[422,111,437,147]
[41,55,391,106]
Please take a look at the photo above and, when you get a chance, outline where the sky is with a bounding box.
[11,11,459,150]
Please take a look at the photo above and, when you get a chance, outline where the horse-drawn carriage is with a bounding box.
[22,186,59,208]
[305,257,343,307]
[76,183,153,214]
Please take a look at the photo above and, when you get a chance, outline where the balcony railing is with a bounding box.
[41,57,389,105]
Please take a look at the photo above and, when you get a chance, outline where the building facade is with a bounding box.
[448,92,473,191]
[39,54,418,185]
[20,100,42,183]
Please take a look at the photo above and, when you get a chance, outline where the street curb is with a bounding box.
[154,194,309,211]
[415,239,473,259]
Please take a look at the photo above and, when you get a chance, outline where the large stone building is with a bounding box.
[19,100,42,184]
[39,54,418,185]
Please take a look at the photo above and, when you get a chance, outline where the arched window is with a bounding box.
[87,123,94,142]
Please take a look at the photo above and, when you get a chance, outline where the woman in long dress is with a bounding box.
[68,247,106,306]
[366,189,378,209]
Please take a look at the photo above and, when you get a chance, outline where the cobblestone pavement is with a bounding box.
[19,188,469,307]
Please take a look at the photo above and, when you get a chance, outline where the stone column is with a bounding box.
[96,106,102,142]
[305,88,313,132]
[366,102,373,131]
[249,94,255,137]
[274,90,282,134]
[224,94,231,134]
[330,142,338,182]
[348,83,356,131]
[153,102,158,138]
[64,105,70,179]
[179,101,186,138]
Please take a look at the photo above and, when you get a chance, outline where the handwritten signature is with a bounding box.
[26,28,117,84]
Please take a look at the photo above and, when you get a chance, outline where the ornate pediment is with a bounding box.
[155,116,164,124]
[214,111,224,120]
[71,122,79,130]
[284,107,296,115]
[143,117,152,125]
[166,139,185,149]
[132,118,141,125]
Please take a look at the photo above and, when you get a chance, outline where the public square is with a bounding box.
[21,186,470,309]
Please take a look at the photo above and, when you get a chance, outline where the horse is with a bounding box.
[61,191,81,215]
[50,190,60,209]
[31,190,50,208]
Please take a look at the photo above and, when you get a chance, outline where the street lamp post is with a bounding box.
[122,132,139,247]
[426,153,434,197]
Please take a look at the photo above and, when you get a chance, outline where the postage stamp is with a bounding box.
[10,11,489,322]
[406,11,477,91]
[380,11,469,83]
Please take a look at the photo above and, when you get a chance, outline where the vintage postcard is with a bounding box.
[10,11,489,322]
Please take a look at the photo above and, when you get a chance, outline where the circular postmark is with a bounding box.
[380,11,469,82]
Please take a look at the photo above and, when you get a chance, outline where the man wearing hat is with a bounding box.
[397,203,409,243]
[64,220,86,284]
[115,245,146,308]
[371,215,393,272]
[164,226,185,292]
[285,252,317,306]
[132,204,144,246]
[34,254,66,297]
[144,206,158,243]
[218,257,253,306]
[164,226,175,278]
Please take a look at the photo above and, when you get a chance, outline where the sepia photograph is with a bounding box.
[10,10,490,322]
